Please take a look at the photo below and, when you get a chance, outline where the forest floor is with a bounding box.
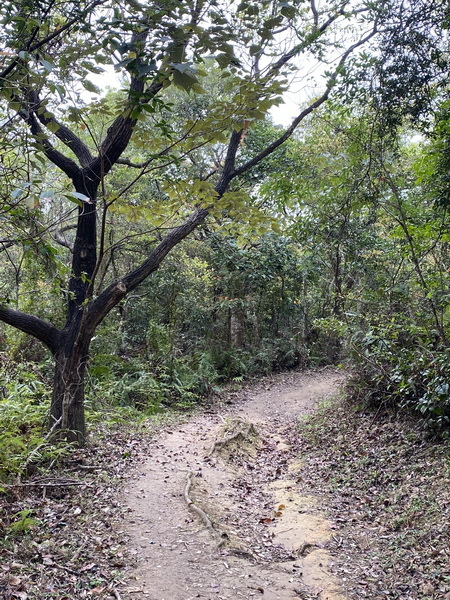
[1,368,450,600]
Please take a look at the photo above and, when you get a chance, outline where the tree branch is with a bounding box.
[20,109,82,180]
[311,0,319,27]
[83,128,246,332]
[0,240,15,251]
[233,28,377,181]
[85,207,209,333]
[28,90,94,167]
[0,306,60,354]
[265,2,362,81]
[216,130,243,195]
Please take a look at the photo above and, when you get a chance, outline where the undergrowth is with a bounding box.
[0,356,69,485]
[298,397,450,599]
[347,323,450,433]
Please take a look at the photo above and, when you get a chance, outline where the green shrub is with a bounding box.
[347,324,450,430]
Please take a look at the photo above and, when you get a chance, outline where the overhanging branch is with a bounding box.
[0,306,60,354]
[85,207,209,333]
[233,27,377,181]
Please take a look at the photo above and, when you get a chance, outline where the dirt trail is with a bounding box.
[122,369,346,600]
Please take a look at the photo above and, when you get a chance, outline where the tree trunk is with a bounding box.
[230,305,245,349]
[50,329,91,445]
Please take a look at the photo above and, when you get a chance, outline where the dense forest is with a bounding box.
[1,0,450,474]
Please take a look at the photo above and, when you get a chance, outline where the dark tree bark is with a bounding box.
[51,333,90,444]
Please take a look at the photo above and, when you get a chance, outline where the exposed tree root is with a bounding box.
[183,470,255,559]
[183,471,215,532]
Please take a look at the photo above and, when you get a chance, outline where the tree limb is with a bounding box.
[0,306,60,354]
[311,0,319,27]
[0,240,15,251]
[266,2,355,80]
[233,27,377,181]
[216,130,243,195]
[84,130,246,332]
[85,207,209,332]
[28,90,94,167]
[21,109,82,181]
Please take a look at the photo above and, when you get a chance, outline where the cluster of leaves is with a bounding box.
[252,98,450,431]
[348,325,450,430]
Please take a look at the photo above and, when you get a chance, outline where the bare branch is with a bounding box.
[0,240,15,251]
[0,305,60,354]
[266,2,364,80]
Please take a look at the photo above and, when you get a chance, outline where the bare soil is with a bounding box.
[122,368,346,600]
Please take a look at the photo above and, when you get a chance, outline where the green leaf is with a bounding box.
[64,191,91,205]
[81,79,100,94]
[47,121,60,134]
[137,61,157,77]
[172,69,198,92]
[249,44,262,56]
[40,59,53,72]
[40,189,55,199]
[280,4,296,18]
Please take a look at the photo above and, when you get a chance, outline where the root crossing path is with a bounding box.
[122,369,346,600]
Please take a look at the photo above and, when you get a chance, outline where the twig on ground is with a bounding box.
[182,470,256,559]
[2,480,93,488]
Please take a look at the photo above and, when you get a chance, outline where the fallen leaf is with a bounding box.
[88,586,106,595]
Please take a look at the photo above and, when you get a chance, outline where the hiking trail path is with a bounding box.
[122,369,346,600]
